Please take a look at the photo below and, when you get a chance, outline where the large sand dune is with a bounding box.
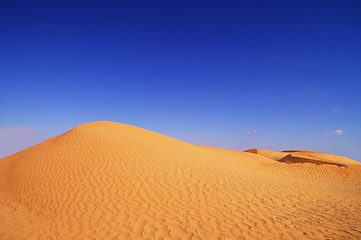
[0,121,360,239]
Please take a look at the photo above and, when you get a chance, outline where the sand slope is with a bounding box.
[245,148,361,167]
[1,121,361,239]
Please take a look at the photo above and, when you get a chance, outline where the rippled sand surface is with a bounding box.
[1,121,360,239]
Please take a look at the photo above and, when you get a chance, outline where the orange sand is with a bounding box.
[0,121,360,239]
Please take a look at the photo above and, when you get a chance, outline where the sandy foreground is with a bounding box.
[0,121,360,239]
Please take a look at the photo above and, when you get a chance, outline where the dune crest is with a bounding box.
[1,121,361,239]
[245,148,361,167]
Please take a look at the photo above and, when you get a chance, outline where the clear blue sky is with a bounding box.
[1,0,361,161]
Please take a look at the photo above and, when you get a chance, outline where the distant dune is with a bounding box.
[0,121,360,239]
[245,149,361,167]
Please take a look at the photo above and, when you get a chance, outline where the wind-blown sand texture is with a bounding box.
[0,121,360,239]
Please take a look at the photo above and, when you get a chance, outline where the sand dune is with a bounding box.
[1,121,361,239]
[245,148,361,167]
[244,148,290,161]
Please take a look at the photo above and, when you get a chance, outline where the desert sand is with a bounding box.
[0,121,360,239]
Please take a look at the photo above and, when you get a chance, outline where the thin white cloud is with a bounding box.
[325,129,345,136]
[0,126,44,158]
[332,108,341,112]
[246,130,258,135]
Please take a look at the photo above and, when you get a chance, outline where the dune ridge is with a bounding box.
[245,148,361,167]
[1,121,361,239]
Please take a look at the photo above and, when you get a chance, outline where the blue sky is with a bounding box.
[1,0,361,160]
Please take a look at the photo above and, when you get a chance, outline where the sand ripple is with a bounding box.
[0,121,360,239]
